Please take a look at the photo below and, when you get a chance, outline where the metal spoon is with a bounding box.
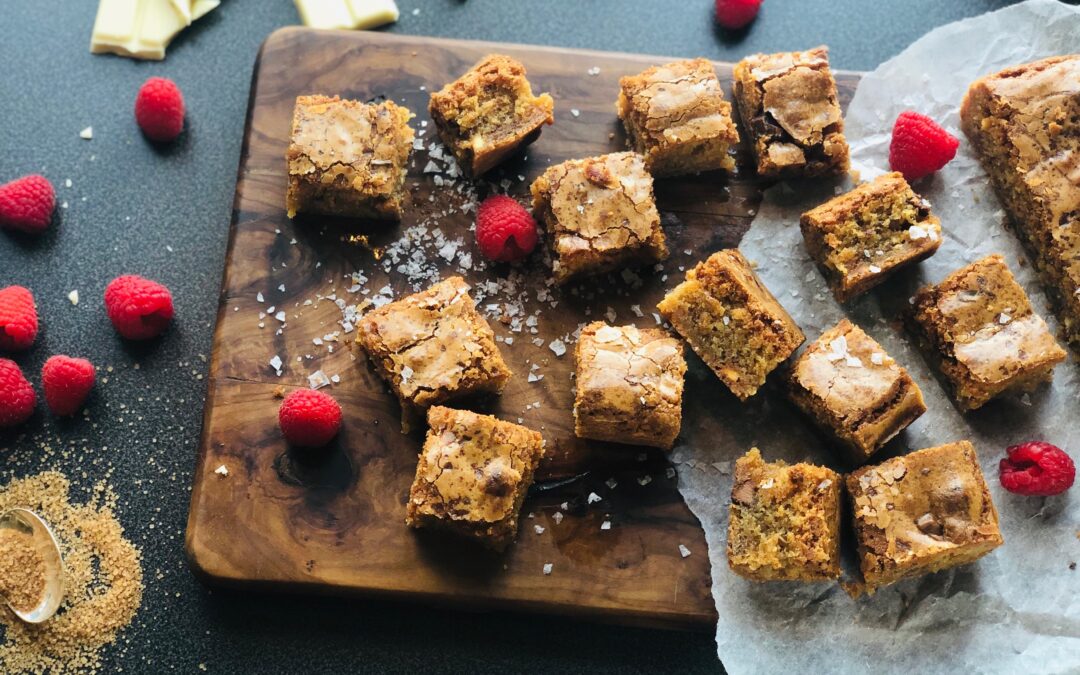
[0,508,64,623]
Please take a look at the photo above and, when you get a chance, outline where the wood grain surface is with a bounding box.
[185,27,860,629]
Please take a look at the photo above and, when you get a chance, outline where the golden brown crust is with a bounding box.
[428,54,554,176]
[406,406,545,550]
[572,322,687,450]
[657,249,804,400]
[801,172,942,302]
[960,55,1080,349]
[846,441,1003,593]
[355,277,512,417]
[732,46,849,178]
[530,152,667,284]
[616,58,739,177]
[727,448,842,581]
[285,95,414,219]
[788,320,926,461]
[908,255,1066,411]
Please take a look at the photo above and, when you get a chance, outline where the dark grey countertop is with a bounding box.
[0,0,1025,672]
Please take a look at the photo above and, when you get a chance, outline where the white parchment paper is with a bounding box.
[672,2,1080,672]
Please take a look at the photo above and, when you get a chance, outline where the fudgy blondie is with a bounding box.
[727,448,842,582]
[616,58,740,177]
[801,172,942,302]
[733,46,850,179]
[789,320,926,462]
[406,406,545,550]
[530,152,668,284]
[286,95,414,220]
[429,54,554,176]
[847,441,1004,593]
[909,255,1066,411]
[657,249,804,400]
[573,322,687,450]
[960,55,1080,349]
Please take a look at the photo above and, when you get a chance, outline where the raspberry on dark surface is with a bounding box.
[279,389,342,447]
[0,174,55,234]
[104,275,175,340]
[715,0,762,30]
[135,77,186,143]
[888,110,959,182]
[42,355,96,416]
[0,358,36,428]
[474,195,539,263]
[999,441,1075,497]
[0,285,39,351]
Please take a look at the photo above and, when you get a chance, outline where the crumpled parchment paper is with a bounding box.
[671,1,1080,672]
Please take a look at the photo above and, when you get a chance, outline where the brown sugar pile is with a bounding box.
[0,528,46,613]
[0,471,144,673]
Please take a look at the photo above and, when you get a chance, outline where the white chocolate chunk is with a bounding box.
[294,0,399,30]
[91,0,219,61]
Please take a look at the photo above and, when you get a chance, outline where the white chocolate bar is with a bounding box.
[91,0,220,60]
[294,0,400,31]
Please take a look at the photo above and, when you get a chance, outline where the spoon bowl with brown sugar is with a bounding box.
[0,508,64,623]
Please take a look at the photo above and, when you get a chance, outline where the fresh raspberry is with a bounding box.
[0,358,35,428]
[715,0,762,29]
[41,355,96,416]
[135,77,185,143]
[888,111,960,181]
[104,275,174,340]
[999,441,1075,497]
[0,286,38,351]
[0,174,55,234]
[278,389,342,447]
[475,195,538,263]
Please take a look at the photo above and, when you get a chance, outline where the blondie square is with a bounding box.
[909,255,1066,411]
[657,249,804,400]
[789,320,926,462]
[616,58,740,177]
[356,277,512,416]
[801,172,942,302]
[960,56,1080,349]
[285,95,414,220]
[847,441,1004,593]
[406,406,545,550]
[428,54,554,176]
[727,448,842,582]
[573,322,687,450]
[530,152,668,284]
[733,46,849,178]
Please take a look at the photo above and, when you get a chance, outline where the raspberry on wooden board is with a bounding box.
[475,194,539,263]
[279,389,342,447]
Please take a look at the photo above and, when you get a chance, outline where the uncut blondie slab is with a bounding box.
[616,58,740,177]
[909,255,1066,411]
[658,249,804,400]
[847,441,1003,594]
[406,406,545,550]
[733,46,849,179]
[530,152,667,284]
[789,320,926,462]
[429,54,554,176]
[960,55,1080,349]
[356,277,511,419]
[801,172,941,302]
[573,322,687,450]
[286,95,414,220]
[727,448,842,582]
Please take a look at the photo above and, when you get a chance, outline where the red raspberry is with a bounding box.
[475,195,538,263]
[104,275,175,340]
[888,111,959,181]
[715,0,762,29]
[41,355,96,416]
[278,389,342,447]
[1000,441,1075,497]
[0,286,38,351]
[0,174,55,234]
[135,77,186,143]
[0,358,35,428]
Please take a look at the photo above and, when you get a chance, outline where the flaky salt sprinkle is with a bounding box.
[269,355,283,375]
[552,511,564,525]
[868,265,882,274]
[678,544,691,558]
[215,465,229,477]
[870,352,885,366]
[534,524,545,535]
[308,370,331,389]
[543,563,553,575]
[587,492,602,504]
[549,339,567,357]
[79,126,93,139]
[601,520,611,530]
[67,290,79,305]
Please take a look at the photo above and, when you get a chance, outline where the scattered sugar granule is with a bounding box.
[543,563,553,575]
[214,465,229,477]
[79,126,93,140]
[587,492,602,504]
[678,544,692,558]
[67,290,79,305]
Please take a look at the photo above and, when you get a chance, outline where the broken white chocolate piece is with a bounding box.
[91,0,220,61]
[294,0,399,30]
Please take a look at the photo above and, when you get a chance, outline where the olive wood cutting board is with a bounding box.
[185,27,860,630]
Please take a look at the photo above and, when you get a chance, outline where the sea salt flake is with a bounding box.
[534,524,545,535]
[870,352,885,365]
[67,290,79,305]
[868,265,882,274]
[678,544,691,558]
[549,339,566,357]
[543,563,553,575]
[600,521,611,530]
[908,225,928,240]
[400,365,414,382]
[637,475,652,486]
[214,465,229,477]
[570,108,581,117]
[587,492,602,504]
[552,511,564,524]
[79,126,93,139]
[308,370,331,389]
[605,478,618,489]
[269,355,283,374]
